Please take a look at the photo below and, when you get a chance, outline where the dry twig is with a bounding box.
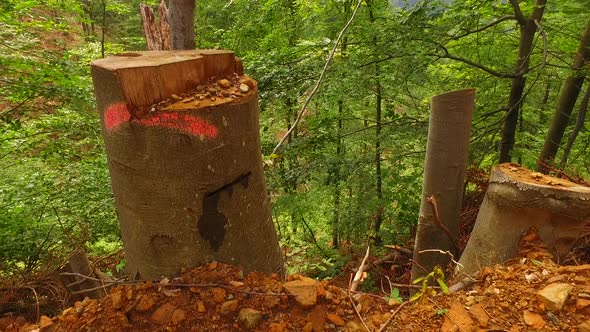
[426,195,459,252]
[418,249,463,270]
[24,286,40,322]
[377,301,409,332]
[60,272,290,297]
[348,274,371,332]
[350,246,370,292]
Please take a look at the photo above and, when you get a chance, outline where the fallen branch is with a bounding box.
[350,246,370,292]
[418,249,463,270]
[377,301,408,332]
[348,274,371,332]
[448,276,478,293]
[60,272,291,297]
[383,245,413,256]
[426,195,459,252]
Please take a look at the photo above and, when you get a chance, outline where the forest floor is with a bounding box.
[2,168,590,331]
[2,227,590,332]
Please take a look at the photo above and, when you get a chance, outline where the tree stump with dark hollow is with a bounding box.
[91,50,283,280]
[457,163,590,276]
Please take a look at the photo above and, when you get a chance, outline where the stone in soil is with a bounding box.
[211,287,227,303]
[238,308,263,329]
[327,313,345,326]
[468,303,489,327]
[135,295,157,312]
[523,310,546,328]
[151,302,176,325]
[309,305,326,332]
[578,319,590,332]
[196,300,206,313]
[537,283,573,311]
[282,277,318,307]
[441,301,474,332]
[171,309,186,324]
[577,298,590,310]
[220,299,239,315]
[40,315,54,329]
[110,289,125,309]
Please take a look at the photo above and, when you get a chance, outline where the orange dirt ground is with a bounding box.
[3,237,590,331]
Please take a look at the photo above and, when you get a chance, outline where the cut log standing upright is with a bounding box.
[411,89,474,281]
[90,50,284,280]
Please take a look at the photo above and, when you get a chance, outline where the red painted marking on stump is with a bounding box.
[104,103,218,138]
[104,103,131,130]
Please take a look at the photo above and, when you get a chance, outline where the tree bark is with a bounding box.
[411,89,474,280]
[457,163,590,276]
[539,21,590,171]
[560,83,590,167]
[499,0,546,163]
[90,50,283,280]
[168,0,195,50]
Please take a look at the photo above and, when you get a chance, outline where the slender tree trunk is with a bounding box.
[283,0,300,237]
[331,0,352,248]
[539,21,590,172]
[411,89,474,280]
[499,0,546,163]
[367,0,384,244]
[560,83,590,167]
[286,102,299,236]
[332,100,344,248]
[100,0,106,58]
[81,0,93,37]
[168,0,195,50]
[374,78,384,243]
[518,95,525,165]
[538,82,551,124]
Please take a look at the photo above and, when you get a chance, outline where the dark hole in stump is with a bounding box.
[198,172,251,251]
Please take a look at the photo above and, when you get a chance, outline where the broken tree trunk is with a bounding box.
[90,50,283,280]
[140,0,171,51]
[457,163,590,276]
[411,89,474,281]
[58,248,109,301]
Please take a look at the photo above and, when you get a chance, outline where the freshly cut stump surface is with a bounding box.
[457,163,590,276]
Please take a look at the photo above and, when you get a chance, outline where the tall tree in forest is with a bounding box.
[168,0,195,49]
[366,0,385,243]
[499,0,546,163]
[560,84,589,167]
[539,20,590,171]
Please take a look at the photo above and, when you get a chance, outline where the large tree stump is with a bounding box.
[457,163,590,276]
[90,50,284,280]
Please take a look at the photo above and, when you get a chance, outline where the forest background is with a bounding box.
[1,0,589,277]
